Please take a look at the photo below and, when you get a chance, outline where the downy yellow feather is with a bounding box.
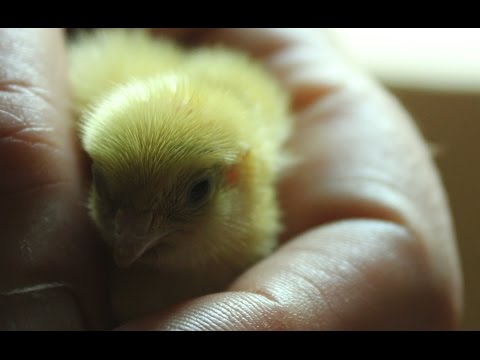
[69,28,292,324]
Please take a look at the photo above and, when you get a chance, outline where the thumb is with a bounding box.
[0,28,110,330]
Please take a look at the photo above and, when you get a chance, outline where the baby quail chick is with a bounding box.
[69,29,292,324]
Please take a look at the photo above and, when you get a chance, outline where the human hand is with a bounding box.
[0,28,110,330]
[0,28,462,330]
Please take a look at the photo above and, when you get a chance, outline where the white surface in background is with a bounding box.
[330,28,480,92]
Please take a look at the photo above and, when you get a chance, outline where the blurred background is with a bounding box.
[329,28,480,329]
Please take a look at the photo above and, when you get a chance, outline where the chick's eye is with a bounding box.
[187,177,212,207]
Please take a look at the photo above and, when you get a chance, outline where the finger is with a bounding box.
[0,29,110,330]
[119,220,454,330]
[150,28,210,45]
[189,28,462,320]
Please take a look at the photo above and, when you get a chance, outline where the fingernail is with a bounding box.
[0,283,85,330]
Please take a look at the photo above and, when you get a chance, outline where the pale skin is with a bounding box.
[0,28,462,330]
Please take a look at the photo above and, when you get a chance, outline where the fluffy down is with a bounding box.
[69,29,292,324]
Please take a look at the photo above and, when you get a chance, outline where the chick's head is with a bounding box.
[82,75,251,269]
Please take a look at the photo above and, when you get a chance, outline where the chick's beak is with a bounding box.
[113,209,157,268]
[113,239,156,268]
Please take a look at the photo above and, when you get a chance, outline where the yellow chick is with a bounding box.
[68,29,292,324]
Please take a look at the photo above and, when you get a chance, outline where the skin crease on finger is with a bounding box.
[115,29,462,330]
[0,29,110,330]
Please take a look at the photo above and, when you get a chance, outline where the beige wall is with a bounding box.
[389,86,479,329]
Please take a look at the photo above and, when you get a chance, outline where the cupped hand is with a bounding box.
[0,28,463,330]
